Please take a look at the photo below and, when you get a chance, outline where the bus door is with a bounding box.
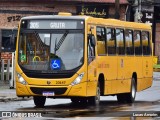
[86,25,97,96]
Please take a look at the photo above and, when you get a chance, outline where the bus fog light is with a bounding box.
[17,73,27,85]
[71,72,84,86]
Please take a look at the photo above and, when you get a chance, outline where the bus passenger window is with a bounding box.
[88,34,95,64]
[116,29,125,55]
[96,27,106,55]
[125,29,134,55]
[106,28,116,55]
[134,30,142,55]
[142,31,151,55]
[19,34,27,63]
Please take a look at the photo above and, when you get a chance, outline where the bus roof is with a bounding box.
[21,15,151,30]
[21,15,89,20]
[87,17,151,30]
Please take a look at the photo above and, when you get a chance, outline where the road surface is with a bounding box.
[0,72,160,119]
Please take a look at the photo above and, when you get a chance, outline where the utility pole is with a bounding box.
[115,0,120,19]
[134,0,143,22]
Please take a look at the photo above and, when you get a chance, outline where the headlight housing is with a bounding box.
[17,73,27,85]
[71,72,84,86]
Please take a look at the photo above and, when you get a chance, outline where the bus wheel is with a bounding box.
[117,94,125,103]
[33,96,46,107]
[71,98,80,104]
[126,77,136,103]
[88,82,100,105]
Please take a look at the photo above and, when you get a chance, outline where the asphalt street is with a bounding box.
[0,72,159,120]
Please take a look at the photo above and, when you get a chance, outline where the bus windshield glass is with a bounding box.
[18,27,84,71]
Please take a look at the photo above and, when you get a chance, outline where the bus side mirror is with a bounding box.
[88,34,96,46]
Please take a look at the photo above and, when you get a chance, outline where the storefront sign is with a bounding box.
[141,6,154,26]
[77,5,108,18]
[141,12,153,26]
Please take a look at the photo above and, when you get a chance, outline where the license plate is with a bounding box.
[42,91,55,96]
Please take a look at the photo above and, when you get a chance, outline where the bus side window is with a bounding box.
[96,27,106,55]
[116,28,125,55]
[134,30,142,55]
[125,29,134,55]
[19,34,27,63]
[88,34,96,64]
[142,31,151,55]
[106,28,116,55]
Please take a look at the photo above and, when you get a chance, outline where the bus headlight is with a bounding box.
[71,72,84,86]
[17,73,27,85]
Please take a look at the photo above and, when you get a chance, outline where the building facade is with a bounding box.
[0,0,128,61]
[1,0,160,62]
[154,0,160,62]
[128,0,160,62]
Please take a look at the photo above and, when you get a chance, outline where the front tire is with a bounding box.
[33,96,46,107]
[71,98,79,104]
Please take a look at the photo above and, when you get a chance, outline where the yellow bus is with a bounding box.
[15,13,153,107]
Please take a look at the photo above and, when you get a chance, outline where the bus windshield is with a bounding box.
[18,30,84,71]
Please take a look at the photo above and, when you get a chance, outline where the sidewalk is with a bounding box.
[0,82,32,102]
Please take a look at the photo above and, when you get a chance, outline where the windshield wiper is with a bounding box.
[55,31,69,51]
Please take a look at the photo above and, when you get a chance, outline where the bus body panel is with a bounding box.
[16,82,88,97]
[87,18,153,96]
[16,82,31,96]
[15,62,90,97]
[16,63,90,97]
[87,60,98,96]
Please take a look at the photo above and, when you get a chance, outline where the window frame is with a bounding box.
[106,27,116,55]
[141,31,151,56]
[125,29,134,55]
[133,30,142,56]
[116,28,125,55]
[96,26,107,56]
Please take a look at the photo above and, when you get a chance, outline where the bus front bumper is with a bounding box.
[16,82,87,97]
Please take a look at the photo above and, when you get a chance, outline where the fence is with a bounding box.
[0,52,15,89]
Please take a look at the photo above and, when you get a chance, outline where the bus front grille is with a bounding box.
[30,87,67,95]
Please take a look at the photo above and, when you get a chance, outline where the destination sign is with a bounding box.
[21,20,84,29]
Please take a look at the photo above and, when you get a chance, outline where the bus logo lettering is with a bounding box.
[47,81,51,85]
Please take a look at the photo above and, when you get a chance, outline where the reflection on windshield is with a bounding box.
[18,31,84,71]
